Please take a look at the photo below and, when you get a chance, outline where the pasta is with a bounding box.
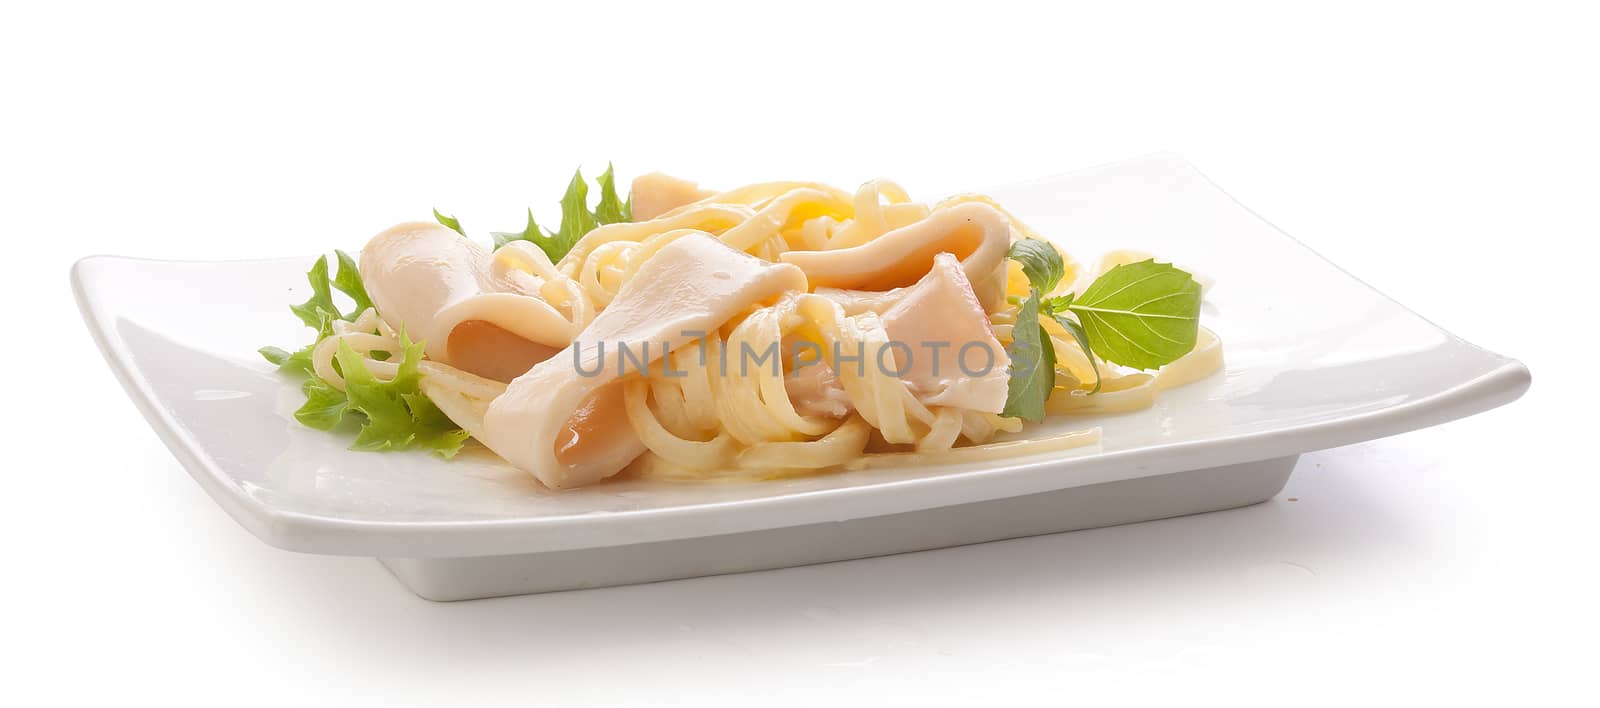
[296,172,1223,490]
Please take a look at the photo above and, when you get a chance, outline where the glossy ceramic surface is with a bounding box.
[72,154,1530,559]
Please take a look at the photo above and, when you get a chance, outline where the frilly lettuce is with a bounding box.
[432,163,630,261]
[260,252,469,458]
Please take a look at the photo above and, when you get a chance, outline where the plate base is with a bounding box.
[379,455,1297,601]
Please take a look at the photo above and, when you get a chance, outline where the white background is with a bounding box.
[3,1,1596,705]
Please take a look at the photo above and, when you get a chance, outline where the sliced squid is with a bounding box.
[480,233,809,489]
[777,201,1014,311]
[359,222,576,382]
[804,256,1011,413]
[783,359,852,418]
[878,253,1011,413]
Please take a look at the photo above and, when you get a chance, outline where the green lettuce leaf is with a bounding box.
[263,251,471,458]
[288,256,338,336]
[294,376,350,430]
[320,331,468,457]
[492,209,543,250]
[258,344,315,376]
[262,250,375,372]
[433,209,466,236]
[404,392,473,459]
[338,338,418,451]
[331,249,372,315]
[490,164,632,261]
[549,169,598,256]
[258,345,293,367]
[279,251,371,341]
[594,163,631,225]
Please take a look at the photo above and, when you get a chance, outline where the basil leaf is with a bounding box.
[1066,260,1201,370]
[1007,238,1066,293]
[1043,293,1074,312]
[433,209,466,236]
[1050,313,1101,394]
[1000,288,1057,423]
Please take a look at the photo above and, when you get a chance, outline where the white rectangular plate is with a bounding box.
[73,154,1529,598]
